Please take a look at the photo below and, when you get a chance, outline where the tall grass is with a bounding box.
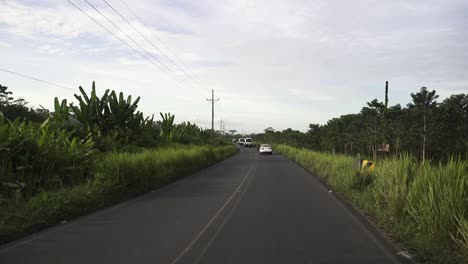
[0,145,236,244]
[96,145,234,189]
[276,144,467,264]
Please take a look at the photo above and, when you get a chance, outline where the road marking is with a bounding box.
[193,163,257,264]
[398,251,413,259]
[170,160,257,264]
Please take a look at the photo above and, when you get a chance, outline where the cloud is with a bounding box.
[0,40,11,47]
[289,89,335,101]
[114,56,147,65]
[0,1,98,39]
[35,44,65,55]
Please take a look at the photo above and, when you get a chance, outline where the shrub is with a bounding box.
[0,114,95,198]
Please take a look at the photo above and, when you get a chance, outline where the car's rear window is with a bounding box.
[245,139,252,142]
[261,144,271,148]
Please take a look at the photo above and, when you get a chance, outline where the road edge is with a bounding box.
[279,153,417,264]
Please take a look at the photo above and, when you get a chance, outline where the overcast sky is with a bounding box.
[1,0,467,133]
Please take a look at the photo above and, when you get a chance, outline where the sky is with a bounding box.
[0,0,467,134]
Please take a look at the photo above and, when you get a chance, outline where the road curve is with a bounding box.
[0,147,408,264]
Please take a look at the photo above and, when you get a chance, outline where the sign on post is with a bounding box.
[378,144,390,152]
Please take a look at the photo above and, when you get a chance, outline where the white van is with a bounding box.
[244,138,253,147]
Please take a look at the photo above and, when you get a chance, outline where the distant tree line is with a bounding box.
[255,87,468,162]
[0,84,49,122]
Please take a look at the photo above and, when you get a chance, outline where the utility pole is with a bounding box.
[382,81,389,160]
[206,89,219,141]
[385,81,389,109]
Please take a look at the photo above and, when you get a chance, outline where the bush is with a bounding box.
[0,114,95,198]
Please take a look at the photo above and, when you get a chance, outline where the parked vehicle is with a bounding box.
[244,138,253,147]
[238,138,245,146]
[259,144,272,155]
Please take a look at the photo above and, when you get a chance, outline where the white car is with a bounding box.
[238,138,245,146]
[259,144,272,155]
[244,138,253,148]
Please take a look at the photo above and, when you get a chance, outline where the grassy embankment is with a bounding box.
[0,145,236,244]
[276,144,467,264]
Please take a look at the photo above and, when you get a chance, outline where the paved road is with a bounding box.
[0,148,408,264]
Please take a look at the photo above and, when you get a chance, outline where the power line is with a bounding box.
[118,0,208,88]
[83,0,203,92]
[0,67,76,92]
[102,0,204,91]
[82,0,166,72]
[100,0,207,94]
[107,0,218,126]
[66,0,163,73]
[67,0,196,91]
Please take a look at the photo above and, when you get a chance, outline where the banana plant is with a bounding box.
[104,90,144,136]
[70,81,110,133]
[159,112,175,140]
[0,112,96,198]
[69,82,147,142]
[53,97,70,124]
[175,121,199,138]
[159,113,201,143]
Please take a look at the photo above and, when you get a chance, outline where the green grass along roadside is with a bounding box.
[0,145,237,245]
[275,144,467,264]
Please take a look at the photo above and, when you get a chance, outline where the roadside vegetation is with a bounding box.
[0,82,235,244]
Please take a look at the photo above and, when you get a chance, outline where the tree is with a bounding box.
[361,99,386,160]
[307,123,321,150]
[438,94,468,159]
[408,87,439,163]
[320,118,345,154]
[385,104,404,157]
[0,84,13,106]
[0,84,48,122]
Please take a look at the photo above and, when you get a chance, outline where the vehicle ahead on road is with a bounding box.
[244,138,253,147]
[259,144,272,155]
[238,138,245,146]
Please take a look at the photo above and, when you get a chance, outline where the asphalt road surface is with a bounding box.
[0,147,409,264]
